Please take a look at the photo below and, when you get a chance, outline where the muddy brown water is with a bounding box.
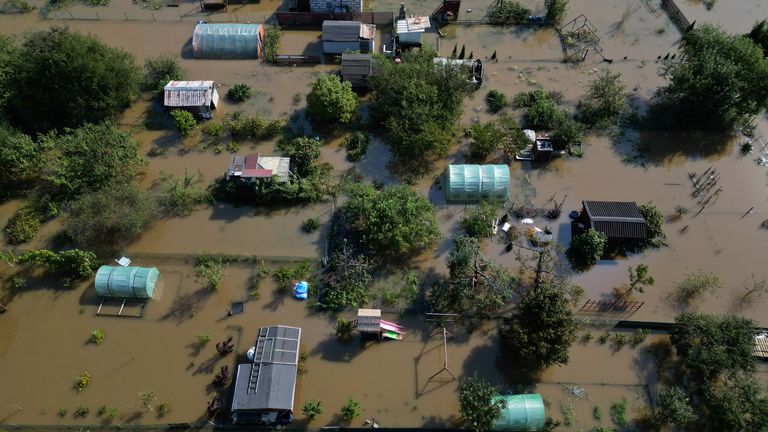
[3,0,768,428]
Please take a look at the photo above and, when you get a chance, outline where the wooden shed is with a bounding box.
[356,308,381,333]
[322,21,375,54]
[163,80,219,119]
[341,53,374,88]
[573,200,648,243]
[225,153,291,183]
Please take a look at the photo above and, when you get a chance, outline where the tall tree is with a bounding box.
[577,70,628,128]
[458,374,503,432]
[306,74,358,125]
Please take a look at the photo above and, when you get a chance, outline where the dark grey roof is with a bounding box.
[582,201,648,239]
[341,53,373,76]
[323,20,362,41]
[231,325,301,414]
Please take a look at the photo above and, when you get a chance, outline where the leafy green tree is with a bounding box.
[321,245,372,311]
[747,19,768,57]
[513,89,566,129]
[670,313,756,382]
[652,24,768,130]
[577,70,628,128]
[627,263,654,293]
[502,284,577,371]
[460,202,498,238]
[9,26,141,133]
[342,184,440,258]
[467,121,504,161]
[141,54,183,92]
[0,35,18,112]
[699,374,768,431]
[0,124,39,190]
[486,90,508,113]
[302,399,323,422]
[42,122,145,203]
[276,137,322,177]
[429,236,514,318]
[567,229,606,268]
[544,0,568,25]
[370,49,468,164]
[306,74,358,125]
[639,203,666,248]
[488,1,531,24]
[550,117,584,150]
[170,109,196,136]
[458,374,503,432]
[344,132,369,162]
[656,386,695,429]
[676,270,722,301]
[63,183,157,249]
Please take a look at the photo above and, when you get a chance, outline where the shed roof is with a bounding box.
[396,16,431,34]
[227,153,291,182]
[164,80,216,107]
[232,326,301,413]
[582,200,648,239]
[341,53,373,76]
[357,308,381,333]
[322,21,375,41]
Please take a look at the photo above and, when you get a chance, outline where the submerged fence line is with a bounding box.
[41,8,273,23]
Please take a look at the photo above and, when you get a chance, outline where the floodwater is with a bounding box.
[3,0,768,428]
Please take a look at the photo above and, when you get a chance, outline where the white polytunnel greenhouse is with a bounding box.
[192,23,264,59]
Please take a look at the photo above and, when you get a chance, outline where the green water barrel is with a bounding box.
[492,394,546,431]
[94,266,159,299]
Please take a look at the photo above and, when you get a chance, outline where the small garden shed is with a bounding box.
[446,164,509,202]
[341,53,374,88]
[574,200,648,242]
[491,394,546,431]
[225,153,291,183]
[192,23,264,59]
[94,266,159,299]
[164,80,219,119]
[322,21,375,54]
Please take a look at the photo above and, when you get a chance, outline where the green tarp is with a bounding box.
[446,164,510,202]
[492,394,546,431]
[94,266,159,299]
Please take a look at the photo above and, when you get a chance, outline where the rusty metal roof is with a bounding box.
[164,80,216,107]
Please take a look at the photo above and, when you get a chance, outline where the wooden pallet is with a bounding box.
[754,335,768,359]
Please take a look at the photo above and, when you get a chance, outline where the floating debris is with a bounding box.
[563,384,588,399]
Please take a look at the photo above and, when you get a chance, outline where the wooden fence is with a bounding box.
[661,0,690,32]
[275,10,392,26]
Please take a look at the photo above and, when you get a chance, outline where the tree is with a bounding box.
[656,386,695,429]
[638,203,666,248]
[460,202,498,238]
[141,54,183,92]
[171,109,196,136]
[0,35,18,112]
[321,245,372,311]
[63,183,157,249]
[567,229,606,268]
[0,124,39,190]
[306,74,358,125]
[488,1,531,25]
[302,400,323,422]
[676,270,722,301]
[513,89,566,129]
[467,121,505,161]
[544,0,568,25]
[370,49,468,164]
[628,263,654,293]
[502,284,577,371]
[550,117,584,150]
[9,26,141,133]
[747,19,768,57]
[429,236,515,318]
[699,374,768,431]
[669,313,756,382]
[577,70,628,128]
[652,24,768,130]
[42,122,146,202]
[342,184,440,258]
[275,136,322,177]
[458,374,503,432]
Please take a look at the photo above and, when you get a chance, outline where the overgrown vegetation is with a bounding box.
[567,229,606,268]
[302,399,323,422]
[514,89,566,130]
[676,270,722,302]
[4,202,44,245]
[344,132,369,162]
[577,70,628,128]
[272,260,313,294]
[17,249,99,281]
[610,399,627,427]
[458,374,503,431]
[544,0,568,25]
[488,1,531,25]
[171,109,196,136]
[227,83,252,103]
[306,74,358,125]
[460,202,499,238]
[486,89,508,113]
[340,398,361,422]
[141,54,184,92]
[263,25,282,64]
[319,245,371,311]
[158,169,211,217]
[195,254,226,291]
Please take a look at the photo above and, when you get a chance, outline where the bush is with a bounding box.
[227,83,252,103]
[0,125,38,190]
[301,217,321,233]
[577,70,628,128]
[336,318,354,339]
[459,374,503,431]
[488,1,531,24]
[567,229,606,268]
[74,406,90,418]
[551,117,585,150]
[74,372,91,391]
[157,402,171,417]
[460,201,498,238]
[638,203,666,248]
[467,121,504,161]
[89,329,105,344]
[195,254,225,291]
[171,109,196,136]
[159,169,211,217]
[322,248,371,311]
[272,260,313,294]
[141,54,183,92]
[486,90,508,113]
[345,132,369,162]
[225,112,284,141]
[545,0,568,25]
[4,202,44,244]
[302,400,323,422]
[676,271,722,300]
[263,25,282,64]
[747,19,768,57]
[306,74,358,125]
[656,387,695,428]
[276,136,322,177]
[17,249,99,280]
[610,400,627,427]
[9,26,141,133]
[340,398,361,422]
[514,89,566,129]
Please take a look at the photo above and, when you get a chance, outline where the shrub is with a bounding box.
[638,203,666,248]
[89,329,105,344]
[322,248,371,311]
[74,406,90,418]
[610,399,627,427]
[301,217,321,233]
[17,249,99,280]
[196,334,212,345]
[158,169,211,217]
[656,387,695,428]
[138,391,157,412]
[550,117,584,150]
[631,328,649,347]
[514,89,566,129]
[170,109,196,136]
[345,132,369,162]
[227,83,252,103]
[336,318,354,339]
[4,202,44,244]
[302,399,323,422]
[74,372,91,391]
[676,270,722,300]
[263,25,282,64]
[272,260,313,294]
[467,121,504,161]
[458,374,503,431]
[567,229,606,268]
[460,201,498,238]
[201,121,224,137]
[276,136,322,177]
[0,125,38,190]
[486,89,508,113]
[306,74,358,125]
[488,1,531,24]
[195,254,225,291]
[577,70,628,128]
[545,0,568,25]
[157,402,171,417]
[340,398,361,422]
[141,54,183,92]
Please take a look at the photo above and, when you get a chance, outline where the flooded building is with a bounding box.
[163,80,219,119]
[395,15,431,48]
[192,23,264,59]
[232,325,301,425]
[341,53,374,88]
[446,164,510,202]
[573,201,648,243]
[322,21,375,54]
[225,153,291,183]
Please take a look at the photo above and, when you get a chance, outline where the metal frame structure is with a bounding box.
[557,15,605,63]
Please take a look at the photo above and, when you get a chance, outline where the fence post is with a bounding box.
[68,10,74,19]
[95,10,100,19]
[179,13,183,21]
[124,11,129,20]
[152,12,156,22]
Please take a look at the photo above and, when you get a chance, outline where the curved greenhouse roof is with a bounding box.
[446,164,510,202]
[192,23,264,59]
[492,394,545,431]
[95,266,159,299]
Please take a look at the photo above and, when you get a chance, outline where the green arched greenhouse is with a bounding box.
[446,164,510,202]
[94,266,159,299]
[492,394,546,431]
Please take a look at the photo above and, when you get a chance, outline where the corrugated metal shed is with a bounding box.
[342,53,373,75]
[193,23,264,59]
[356,308,381,333]
[94,266,159,299]
[492,394,546,431]
[447,164,509,202]
[322,20,374,41]
[582,200,648,239]
[163,81,219,108]
[226,153,291,182]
